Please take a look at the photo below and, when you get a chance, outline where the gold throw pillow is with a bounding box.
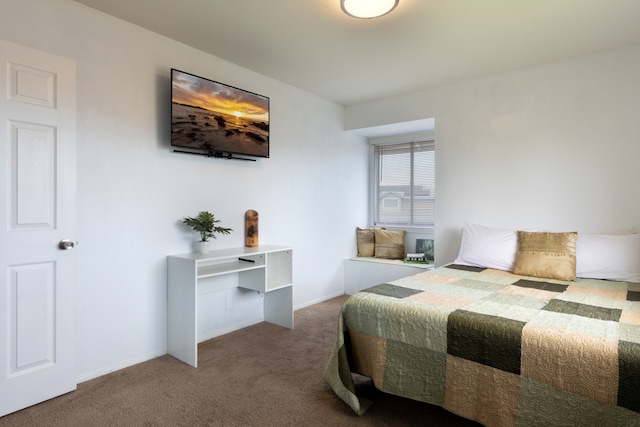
[374,229,406,259]
[514,231,578,281]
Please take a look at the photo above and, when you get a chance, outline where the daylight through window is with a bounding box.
[373,140,435,228]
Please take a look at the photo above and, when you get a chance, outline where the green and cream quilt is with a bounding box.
[324,264,640,426]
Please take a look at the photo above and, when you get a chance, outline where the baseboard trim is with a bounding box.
[76,348,166,384]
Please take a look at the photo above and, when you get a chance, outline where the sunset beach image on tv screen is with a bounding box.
[171,69,269,158]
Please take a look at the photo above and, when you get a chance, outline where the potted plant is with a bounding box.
[182,210,232,253]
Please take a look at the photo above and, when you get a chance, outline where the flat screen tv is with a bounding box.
[171,69,269,159]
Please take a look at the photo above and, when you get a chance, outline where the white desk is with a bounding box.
[167,245,293,367]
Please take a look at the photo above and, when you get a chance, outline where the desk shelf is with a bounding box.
[197,256,265,278]
[167,245,293,367]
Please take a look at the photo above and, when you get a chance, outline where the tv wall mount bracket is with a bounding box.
[173,149,257,162]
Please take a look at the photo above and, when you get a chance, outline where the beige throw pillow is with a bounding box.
[514,231,578,281]
[356,227,376,257]
[374,229,406,259]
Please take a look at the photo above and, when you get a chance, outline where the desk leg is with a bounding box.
[264,287,293,329]
[167,258,198,367]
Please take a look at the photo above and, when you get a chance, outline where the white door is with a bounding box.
[0,39,77,416]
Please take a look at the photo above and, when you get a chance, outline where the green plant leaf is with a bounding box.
[181,210,233,242]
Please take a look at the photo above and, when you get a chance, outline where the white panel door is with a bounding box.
[0,39,77,416]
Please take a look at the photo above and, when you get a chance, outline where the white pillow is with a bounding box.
[576,233,640,282]
[454,223,517,272]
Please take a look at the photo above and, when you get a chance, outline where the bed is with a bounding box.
[324,224,640,426]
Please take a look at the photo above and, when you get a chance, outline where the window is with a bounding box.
[383,199,399,208]
[372,140,435,228]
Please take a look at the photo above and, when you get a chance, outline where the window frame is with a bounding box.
[369,134,435,232]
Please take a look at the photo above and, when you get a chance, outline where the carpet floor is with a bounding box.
[1,295,480,426]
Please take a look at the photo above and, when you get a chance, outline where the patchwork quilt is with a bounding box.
[324,264,640,427]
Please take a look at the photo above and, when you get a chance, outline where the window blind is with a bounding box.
[373,140,435,227]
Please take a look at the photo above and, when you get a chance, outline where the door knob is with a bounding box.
[58,239,75,250]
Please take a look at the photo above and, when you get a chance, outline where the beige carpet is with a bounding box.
[1,295,480,426]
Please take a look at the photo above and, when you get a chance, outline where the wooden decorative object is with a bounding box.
[245,210,259,247]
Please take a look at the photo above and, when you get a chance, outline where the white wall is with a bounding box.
[1,0,369,381]
[346,45,640,265]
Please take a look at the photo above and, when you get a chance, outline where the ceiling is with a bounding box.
[73,0,640,107]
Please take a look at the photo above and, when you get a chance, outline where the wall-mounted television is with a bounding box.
[171,69,269,160]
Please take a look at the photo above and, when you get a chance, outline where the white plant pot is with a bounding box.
[196,241,211,254]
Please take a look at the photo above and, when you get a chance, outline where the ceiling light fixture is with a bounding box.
[340,0,399,19]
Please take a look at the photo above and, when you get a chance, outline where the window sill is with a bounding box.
[348,256,433,269]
